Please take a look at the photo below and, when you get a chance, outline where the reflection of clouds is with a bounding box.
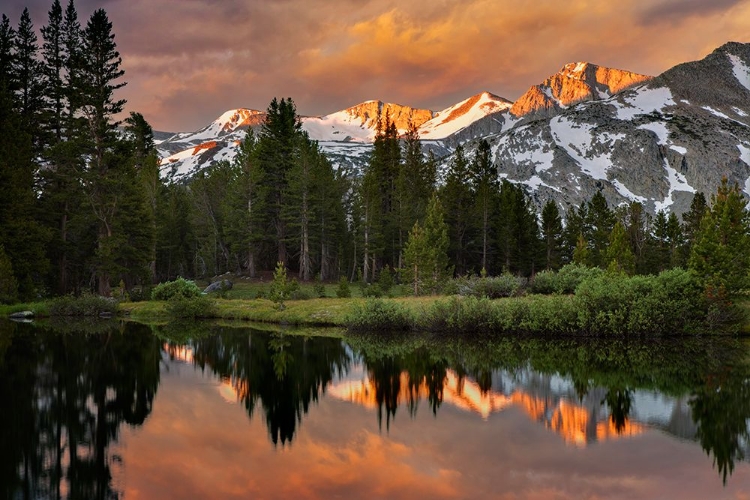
[118,356,750,500]
[328,368,645,446]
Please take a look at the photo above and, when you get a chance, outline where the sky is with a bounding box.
[3,0,750,132]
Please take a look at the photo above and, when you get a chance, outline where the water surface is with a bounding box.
[2,320,750,499]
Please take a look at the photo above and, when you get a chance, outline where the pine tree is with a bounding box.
[41,0,65,144]
[15,8,44,150]
[439,144,473,275]
[0,245,18,304]
[469,139,498,273]
[541,199,563,270]
[76,8,127,295]
[223,128,266,277]
[573,233,591,266]
[682,191,707,260]
[0,15,16,90]
[256,97,302,266]
[606,221,636,275]
[651,210,671,272]
[0,84,49,298]
[402,195,450,296]
[689,178,750,294]
[562,202,589,264]
[587,191,615,268]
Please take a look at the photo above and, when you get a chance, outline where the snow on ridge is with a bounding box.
[549,116,623,180]
[419,92,511,139]
[728,53,750,92]
[637,122,669,145]
[302,112,374,143]
[615,86,675,120]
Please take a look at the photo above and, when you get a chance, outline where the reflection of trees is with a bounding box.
[0,320,161,499]
[690,366,750,484]
[183,330,351,446]
[603,388,633,433]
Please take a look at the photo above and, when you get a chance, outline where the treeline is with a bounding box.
[0,1,158,300]
[1,2,748,304]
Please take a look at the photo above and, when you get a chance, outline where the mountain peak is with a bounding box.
[510,62,652,118]
[418,91,512,140]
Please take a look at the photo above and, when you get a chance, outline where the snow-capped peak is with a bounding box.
[418,92,512,139]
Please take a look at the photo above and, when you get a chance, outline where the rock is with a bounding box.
[204,280,233,294]
[9,310,34,319]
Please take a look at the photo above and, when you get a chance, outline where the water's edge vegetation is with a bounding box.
[3,266,748,336]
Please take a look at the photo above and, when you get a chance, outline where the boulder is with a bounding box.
[203,280,233,294]
[9,310,34,319]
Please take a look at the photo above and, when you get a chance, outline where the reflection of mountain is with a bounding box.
[165,331,351,446]
[328,369,644,446]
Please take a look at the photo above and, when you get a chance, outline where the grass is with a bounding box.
[216,277,410,300]
[120,295,440,327]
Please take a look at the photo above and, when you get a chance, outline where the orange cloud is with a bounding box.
[8,0,747,131]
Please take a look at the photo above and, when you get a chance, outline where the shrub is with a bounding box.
[49,293,119,317]
[151,278,202,301]
[529,269,557,295]
[422,296,500,333]
[361,283,383,298]
[313,275,326,298]
[466,273,525,298]
[377,266,395,295]
[346,299,413,332]
[165,296,217,319]
[269,262,290,309]
[558,263,604,294]
[336,277,351,298]
[574,268,706,335]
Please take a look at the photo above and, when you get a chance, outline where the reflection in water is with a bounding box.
[0,320,161,500]
[328,368,645,446]
[3,320,750,497]
[164,329,351,446]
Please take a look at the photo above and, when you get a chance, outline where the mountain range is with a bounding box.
[156,41,750,216]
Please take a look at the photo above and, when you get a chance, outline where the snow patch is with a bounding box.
[733,106,749,117]
[637,122,669,145]
[418,93,512,139]
[549,116,623,180]
[728,54,750,92]
[702,106,730,119]
[654,159,696,212]
[615,87,675,120]
[670,145,687,155]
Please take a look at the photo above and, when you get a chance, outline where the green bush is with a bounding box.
[346,299,414,332]
[529,269,557,294]
[558,263,604,294]
[151,278,202,301]
[574,268,706,335]
[313,275,326,298]
[422,296,500,333]
[377,266,395,295]
[461,273,525,298]
[361,283,383,298]
[49,293,119,317]
[165,296,217,319]
[336,277,351,298]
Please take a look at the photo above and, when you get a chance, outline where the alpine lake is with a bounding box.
[3,318,750,499]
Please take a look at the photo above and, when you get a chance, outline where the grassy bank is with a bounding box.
[119,296,440,327]
[4,269,750,335]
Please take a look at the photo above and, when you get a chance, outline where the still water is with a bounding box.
[2,319,750,499]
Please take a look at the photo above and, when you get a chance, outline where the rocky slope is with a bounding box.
[157,41,750,218]
[485,41,750,216]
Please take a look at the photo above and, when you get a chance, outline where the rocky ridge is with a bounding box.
[157,42,750,218]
